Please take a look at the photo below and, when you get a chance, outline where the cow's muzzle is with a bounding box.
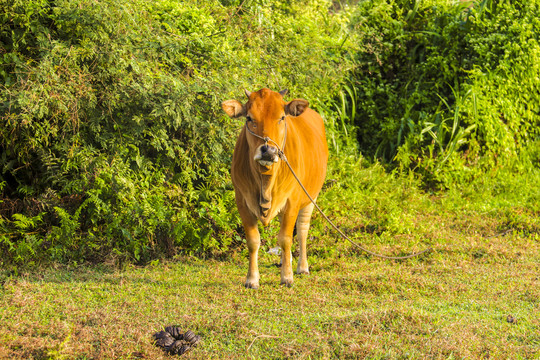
[254,144,279,167]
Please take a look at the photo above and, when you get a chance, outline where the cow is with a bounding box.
[222,88,328,288]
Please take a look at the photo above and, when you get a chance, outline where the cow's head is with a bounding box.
[222,88,309,172]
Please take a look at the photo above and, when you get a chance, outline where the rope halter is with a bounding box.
[245,118,288,161]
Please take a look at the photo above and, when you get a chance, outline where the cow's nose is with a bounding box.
[260,145,278,161]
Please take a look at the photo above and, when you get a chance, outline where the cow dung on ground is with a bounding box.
[153,326,201,355]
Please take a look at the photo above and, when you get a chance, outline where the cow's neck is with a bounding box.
[258,173,275,219]
[256,164,290,224]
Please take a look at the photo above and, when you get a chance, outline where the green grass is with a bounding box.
[1,158,539,359]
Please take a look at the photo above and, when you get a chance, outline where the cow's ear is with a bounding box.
[285,99,309,117]
[222,100,246,118]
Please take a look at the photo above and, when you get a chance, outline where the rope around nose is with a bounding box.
[246,120,432,260]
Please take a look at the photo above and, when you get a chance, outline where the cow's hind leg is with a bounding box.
[277,206,299,287]
[296,202,315,275]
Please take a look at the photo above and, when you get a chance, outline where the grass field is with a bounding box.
[1,160,539,359]
[2,1,540,358]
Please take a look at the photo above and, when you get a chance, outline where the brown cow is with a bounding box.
[222,88,328,288]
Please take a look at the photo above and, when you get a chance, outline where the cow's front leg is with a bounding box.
[277,207,298,287]
[296,202,315,275]
[237,200,261,289]
[245,223,261,289]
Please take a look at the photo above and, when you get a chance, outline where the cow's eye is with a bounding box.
[246,115,253,122]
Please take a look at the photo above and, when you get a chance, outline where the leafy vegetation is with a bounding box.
[0,0,351,264]
[2,1,539,358]
[1,0,539,267]
[348,0,540,187]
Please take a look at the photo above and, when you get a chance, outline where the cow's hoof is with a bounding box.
[245,280,260,289]
[280,278,293,287]
[296,268,309,275]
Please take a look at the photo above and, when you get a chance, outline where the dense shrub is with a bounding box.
[0,0,352,265]
[347,0,540,186]
[2,0,539,266]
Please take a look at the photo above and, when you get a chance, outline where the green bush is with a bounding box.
[4,0,537,266]
[347,0,540,187]
[0,0,352,265]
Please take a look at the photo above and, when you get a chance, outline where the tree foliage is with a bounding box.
[0,0,351,265]
[1,0,539,266]
[347,0,540,186]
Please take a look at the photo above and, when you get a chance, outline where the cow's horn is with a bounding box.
[244,89,252,98]
[279,89,288,97]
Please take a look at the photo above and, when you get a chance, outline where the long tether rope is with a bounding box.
[246,120,433,260]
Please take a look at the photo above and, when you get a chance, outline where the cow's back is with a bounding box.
[283,108,328,207]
